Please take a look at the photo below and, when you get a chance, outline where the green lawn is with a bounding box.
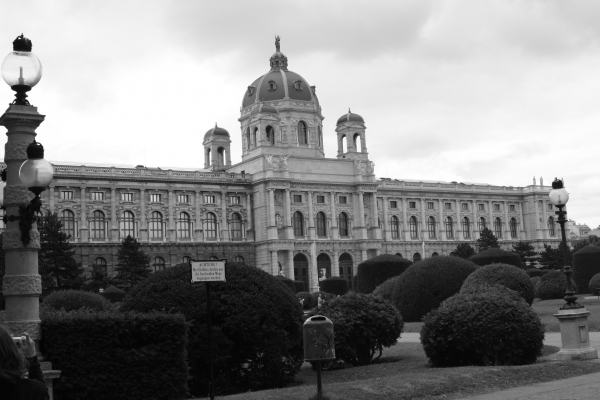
[533,295,600,332]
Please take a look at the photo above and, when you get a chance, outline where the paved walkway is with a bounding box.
[398,332,600,399]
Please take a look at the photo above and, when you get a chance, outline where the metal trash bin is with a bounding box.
[303,315,335,361]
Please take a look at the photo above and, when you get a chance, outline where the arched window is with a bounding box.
[338,253,353,289]
[60,209,76,238]
[182,256,192,265]
[478,217,487,233]
[494,217,503,238]
[390,216,400,239]
[93,257,107,277]
[209,255,219,260]
[413,252,421,263]
[316,212,327,237]
[150,211,163,239]
[338,212,349,237]
[252,127,258,147]
[153,256,165,272]
[353,133,361,152]
[217,147,225,168]
[205,212,217,239]
[428,216,436,239]
[548,217,556,237]
[234,255,244,263]
[395,253,403,258]
[341,135,347,153]
[298,121,307,145]
[432,252,439,257]
[510,218,518,238]
[462,217,471,239]
[445,217,453,239]
[91,210,106,239]
[245,127,251,150]
[266,125,275,145]
[119,211,135,238]
[318,126,322,148]
[293,211,304,237]
[231,213,243,240]
[177,212,191,238]
[410,216,418,239]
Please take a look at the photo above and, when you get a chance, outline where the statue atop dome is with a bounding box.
[275,35,280,52]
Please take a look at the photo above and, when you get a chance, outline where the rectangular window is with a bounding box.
[478,204,485,211]
[427,202,434,210]
[203,195,215,204]
[445,202,452,210]
[150,194,162,203]
[91,192,104,201]
[494,204,500,212]
[390,200,398,208]
[177,194,189,203]
[293,195,302,203]
[121,193,133,202]
[339,196,347,204]
[316,195,325,204]
[547,203,553,211]
[461,203,469,211]
[409,201,416,209]
[510,204,516,212]
[60,191,73,200]
[230,196,240,205]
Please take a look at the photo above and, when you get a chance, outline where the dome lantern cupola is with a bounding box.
[335,108,368,160]
[203,123,232,170]
[270,35,288,71]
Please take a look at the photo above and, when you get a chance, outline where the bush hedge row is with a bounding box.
[461,263,535,305]
[275,275,296,292]
[356,254,412,294]
[320,276,349,296]
[43,290,115,312]
[469,248,521,268]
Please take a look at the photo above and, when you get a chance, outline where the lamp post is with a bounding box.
[548,178,581,309]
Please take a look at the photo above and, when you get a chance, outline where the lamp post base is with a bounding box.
[554,308,598,361]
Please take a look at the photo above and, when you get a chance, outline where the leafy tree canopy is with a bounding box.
[450,243,476,259]
[476,227,499,252]
[512,241,538,268]
[113,235,151,291]
[539,242,573,269]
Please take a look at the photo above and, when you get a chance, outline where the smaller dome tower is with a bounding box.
[203,124,232,170]
[336,109,368,160]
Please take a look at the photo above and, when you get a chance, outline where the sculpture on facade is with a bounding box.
[275,35,280,52]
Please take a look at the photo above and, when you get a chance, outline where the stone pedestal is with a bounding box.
[554,308,598,360]
[41,361,61,400]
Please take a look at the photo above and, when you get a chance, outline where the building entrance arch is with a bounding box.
[294,253,309,291]
[338,252,353,289]
[317,253,331,287]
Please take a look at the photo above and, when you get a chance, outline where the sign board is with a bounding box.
[191,260,226,283]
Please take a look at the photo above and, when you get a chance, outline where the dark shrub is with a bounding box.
[275,275,296,292]
[421,284,544,367]
[469,248,521,268]
[573,246,600,294]
[100,286,126,303]
[293,280,306,293]
[531,276,541,297]
[352,275,358,291]
[318,292,403,366]
[43,290,115,312]
[320,277,349,296]
[372,275,402,303]
[536,270,575,300]
[356,254,412,294]
[42,310,188,400]
[589,273,600,295]
[392,256,477,322]
[296,291,316,309]
[311,291,336,306]
[528,268,543,278]
[120,262,304,397]
[461,263,534,305]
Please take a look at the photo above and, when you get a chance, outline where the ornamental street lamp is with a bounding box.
[1,34,42,105]
[548,178,581,310]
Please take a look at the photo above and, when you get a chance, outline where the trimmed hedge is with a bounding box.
[320,277,349,296]
[528,268,543,278]
[356,254,412,294]
[469,248,521,268]
[41,310,189,400]
[372,275,402,303]
[536,270,576,300]
[421,284,544,367]
[275,275,296,292]
[392,256,477,322]
[352,275,358,291]
[317,292,403,366]
[589,273,600,294]
[293,281,306,293]
[100,286,126,303]
[120,262,304,397]
[461,263,535,305]
[43,290,115,312]
[573,246,600,294]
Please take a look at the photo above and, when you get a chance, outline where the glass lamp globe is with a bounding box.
[1,34,42,105]
[19,141,53,196]
[549,178,569,207]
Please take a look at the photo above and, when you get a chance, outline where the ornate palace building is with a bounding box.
[18,39,559,292]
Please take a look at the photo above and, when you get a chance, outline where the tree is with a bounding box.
[573,239,592,253]
[38,212,85,295]
[113,235,151,291]
[476,227,499,252]
[512,241,538,268]
[539,242,573,269]
[450,243,476,259]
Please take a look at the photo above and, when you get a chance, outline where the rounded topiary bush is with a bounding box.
[356,254,412,294]
[100,286,126,303]
[528,268,543,278]
[352,275,358,291]
[461,263,535,305]
[421,284,544,367]
[120,262,304,397]
[469,248,521,268]
[293,281,306,293]
[372,275,402,303]
[589,273,600,295]
[296,291,316,309]
[536,270,575,300]
[392,256,477,322]
[573,246,600,294]
[318,292,403,366]
[320,276,349,296]
[275,275,296,292]
[43,290,115,312]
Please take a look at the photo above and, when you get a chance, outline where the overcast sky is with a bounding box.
[1,0,599,229]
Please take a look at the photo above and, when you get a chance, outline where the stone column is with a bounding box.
[221,191,229,241]
[382,197,389,240]
[541,199,548,240]
[168,190,176,241]
[534,198,541,240]
[519,202,526,240]
[455,199,461,240]
[286,250,294,280]
[271,251,278,276]
[80,187,88,241]
[284,189,293,239]
[307,191,315,240]
[371,193,381,239]
[402,197,409,240]
[246,192,253,241]
[48,185,55,214]
[194,190,202,241]
[358,192,366,239]
[139,188,147,241]
[438,199,444,240]
[420,199,426,240]
[110,188,118,241]
[472,200,478,240]
[330,192,338,240]
[267,189,277,240]
[0,104,45,341]
[488,200,493,234]
[331,251,339,277]
[503,201,510,240]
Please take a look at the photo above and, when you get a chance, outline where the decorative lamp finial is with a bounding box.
[552,177,564,189]
[13,34,32,52]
